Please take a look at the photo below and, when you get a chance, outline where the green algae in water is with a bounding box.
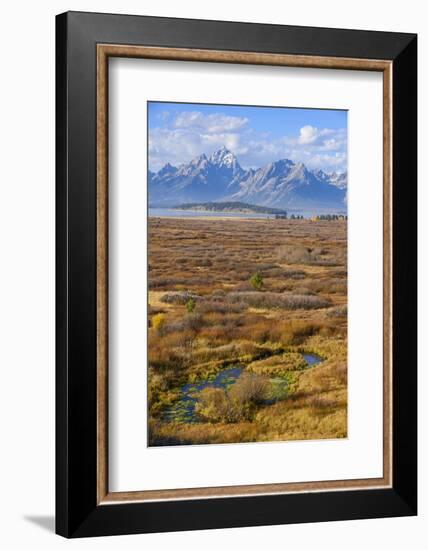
[161,366,243,424]
[161,353,323,424]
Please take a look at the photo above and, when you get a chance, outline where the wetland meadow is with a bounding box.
[148,216,347,446]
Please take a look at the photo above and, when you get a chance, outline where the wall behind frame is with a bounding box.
[0,0,424,549]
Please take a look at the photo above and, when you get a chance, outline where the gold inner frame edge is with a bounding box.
[96,44,393,504]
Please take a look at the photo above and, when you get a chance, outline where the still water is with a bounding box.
[149,208,276,219]
[162,353,323,424]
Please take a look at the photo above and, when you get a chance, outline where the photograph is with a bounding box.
[0,2,420,544]
[147,101,348,446]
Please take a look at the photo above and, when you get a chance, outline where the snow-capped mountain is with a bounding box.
[149,147,347,211]
[149,146,244,204]
[325,171,347,190]
[228,160,346,210]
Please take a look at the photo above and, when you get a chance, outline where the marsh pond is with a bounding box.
[161,353,323,424]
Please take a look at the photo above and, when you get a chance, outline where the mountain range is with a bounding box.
[148,146,347,211]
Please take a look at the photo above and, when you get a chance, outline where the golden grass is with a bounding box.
[147,218,347,445]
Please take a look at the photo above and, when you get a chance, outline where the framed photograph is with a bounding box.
[56,11,417,537]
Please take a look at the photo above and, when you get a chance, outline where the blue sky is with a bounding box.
[148,101,347,173]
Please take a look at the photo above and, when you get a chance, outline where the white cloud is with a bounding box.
[173,111,248,133]
[296,125,346,150]
[304,152,347,171]
[148,126,244,171]
[158,111,170,122]
[298,125,318,144]
[149,112,347,173]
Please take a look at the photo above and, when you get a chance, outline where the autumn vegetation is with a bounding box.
[148,216,347,445]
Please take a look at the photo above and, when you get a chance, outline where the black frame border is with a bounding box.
[56,11,417,538]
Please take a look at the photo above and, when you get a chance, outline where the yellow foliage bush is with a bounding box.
[152,313,166,332]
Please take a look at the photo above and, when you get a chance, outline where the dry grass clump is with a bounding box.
[192,343,240,363]
[230,372,270,404]
[195,388,238,422]
[247,352,307,376]
[148,366,183,415]
[164,313,203,333]
[227,291,331,310]
[278,245,313,263]
[196,299,246,314]
[148,330,194,372]
[301,334,347,362]
[257,267,306,279]
[148,304,167,316]
[149,420,261,445]
[281,320,322,345]
[278,244,345,266]
[326,305,347,317]
[332,362,347,386]
[322,279,347,294]
[195,373,270,423]
[149,276,205,289]
[160,291,199,305]
[291,286,316,296]
[306,395,338,413]
[277,245,323,264]
[194,318,324,348]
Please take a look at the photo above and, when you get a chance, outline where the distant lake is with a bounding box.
[149,208,345,219]
[149,208,276,219]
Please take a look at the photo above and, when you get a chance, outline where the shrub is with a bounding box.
[164,315,201,333]
[197,300,245,315]
[195,388,239,423]
[292,286,315,296]
[175,312,202,332]
[152,313,166,332]
[227,291,330,310]
[229,372,270,405]
[211,288,225,297]
[262,267,305,279]
[160,291,198,305]
[277,245,312,264]
[250,272,264,291]
[186,297,196,313]
[148,276,189,289]
[148,329,197,372]
[287,321,321,343]
[277,245,340,266]
[195,373,270,424]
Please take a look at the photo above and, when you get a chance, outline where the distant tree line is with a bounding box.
[176,201,288,215]
[275,213,305,219]
[274,213,347,221]
[315,214,347,221]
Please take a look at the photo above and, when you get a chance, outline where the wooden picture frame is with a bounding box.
[56,11,417,537]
